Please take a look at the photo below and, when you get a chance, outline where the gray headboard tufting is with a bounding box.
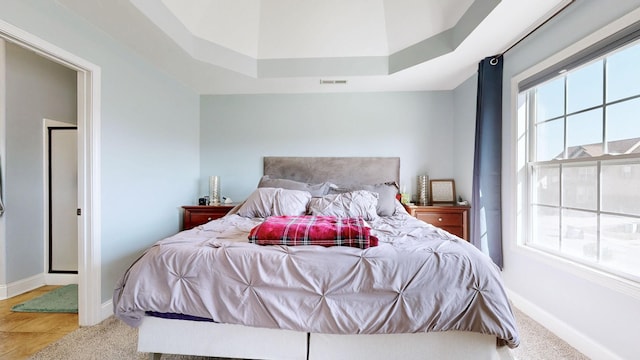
[263,157,400,186]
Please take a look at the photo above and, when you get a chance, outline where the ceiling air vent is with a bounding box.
[320,79,348,85]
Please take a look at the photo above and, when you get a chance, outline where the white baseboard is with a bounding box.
[45,273,78,285]
[1,273,45,299]
[507,289,622,360]
[101,299,113,321]
[0,273,80,300]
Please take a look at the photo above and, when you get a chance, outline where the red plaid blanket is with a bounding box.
[248,216,378,249]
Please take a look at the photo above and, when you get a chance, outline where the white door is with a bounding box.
[49,127,78,273]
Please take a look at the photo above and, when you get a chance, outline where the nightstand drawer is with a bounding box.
[182,205,235,230]
[415,212,462,226]
[403,204,470,241]
[189,212,223,224]
[438,226,464,239]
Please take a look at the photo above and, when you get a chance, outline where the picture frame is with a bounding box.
[429,179,456,204]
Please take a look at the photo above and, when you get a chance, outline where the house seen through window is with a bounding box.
[518,33,640,283]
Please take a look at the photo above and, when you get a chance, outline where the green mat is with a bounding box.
[11,284,78,313]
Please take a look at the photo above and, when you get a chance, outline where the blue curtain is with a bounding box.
[471,56,503,268]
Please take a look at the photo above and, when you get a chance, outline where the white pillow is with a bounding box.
[329,182,398,216]
[237,188,311,218]
[307,190,379,221]
[272,188,311,216]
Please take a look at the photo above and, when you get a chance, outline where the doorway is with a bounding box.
[0,20,101,326]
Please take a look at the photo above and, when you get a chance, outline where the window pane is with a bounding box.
[607,41,640,102]
[536,119,564,161]
[567,60,603,113]
[535,78,564,121]
[566,109,603,158]
[600,214,640,278]
[531,205,559,250]
[532,165,559,206]
[561,209,597,261]
[602,160,640,216]
[521,32,640,284]
[562,163,597,210]
[606,97,640,153]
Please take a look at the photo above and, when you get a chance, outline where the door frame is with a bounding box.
[0,20,102,326]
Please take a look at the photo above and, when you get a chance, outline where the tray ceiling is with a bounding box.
[57,0,571,94]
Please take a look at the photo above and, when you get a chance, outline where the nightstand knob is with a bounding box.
[438,217,443,222]
[207,217,212,221]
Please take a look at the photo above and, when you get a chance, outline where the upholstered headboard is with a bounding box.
[263,157,400,185]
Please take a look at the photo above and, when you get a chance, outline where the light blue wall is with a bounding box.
[452,73,478,202]
[4,42,76,282]
[200,92,455,202]
[499,1,640,359]
[0,1,201,301]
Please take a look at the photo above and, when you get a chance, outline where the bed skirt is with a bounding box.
[138,316,514,360]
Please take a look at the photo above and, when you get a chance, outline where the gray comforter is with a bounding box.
[113,208,520,348]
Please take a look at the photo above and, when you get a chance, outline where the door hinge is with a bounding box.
[77,208,82,216]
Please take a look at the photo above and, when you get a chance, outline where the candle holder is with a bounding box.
[417,175,429,205]
[209,176,220,205]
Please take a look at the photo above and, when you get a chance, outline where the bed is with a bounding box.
[113,157,519,360]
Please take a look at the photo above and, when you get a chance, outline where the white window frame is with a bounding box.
[510,12,640,300]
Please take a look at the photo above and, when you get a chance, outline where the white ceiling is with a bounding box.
[56,0,571,94]
[159,0,474,59]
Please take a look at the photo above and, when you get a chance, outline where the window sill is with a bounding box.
[513,243,640,300]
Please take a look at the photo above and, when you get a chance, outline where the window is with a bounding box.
[518,34,640,283]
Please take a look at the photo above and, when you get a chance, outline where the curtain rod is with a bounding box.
[498,0,576,57]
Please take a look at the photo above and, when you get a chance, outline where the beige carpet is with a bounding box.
[510,307,590,360]
[29,307,589,360]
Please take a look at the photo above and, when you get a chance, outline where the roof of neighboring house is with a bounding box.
[562,138,640,159]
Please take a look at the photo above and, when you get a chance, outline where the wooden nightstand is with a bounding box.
[182,205,236,230]
[403,204,470,241]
